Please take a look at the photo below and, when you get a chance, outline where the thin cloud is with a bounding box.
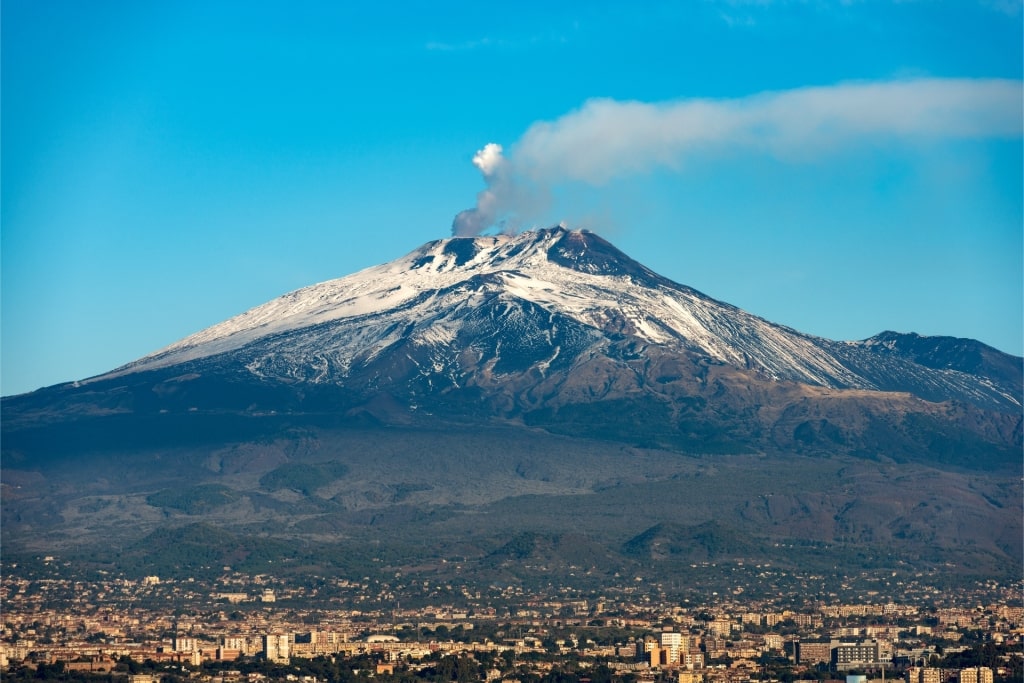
[515,78,1023,184]
[425,29,571,53]
[452,77,1023,234]
[425,37,503,51]
[978,0,1023,16]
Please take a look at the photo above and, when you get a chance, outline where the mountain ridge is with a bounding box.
[2,226,1020,582]
[74,226,1020,413]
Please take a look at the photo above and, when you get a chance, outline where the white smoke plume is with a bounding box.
[451,143,550,236]
[452,77,1023,235]
[451,144,508,236]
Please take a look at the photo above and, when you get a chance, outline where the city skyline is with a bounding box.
[2,558,1020,681]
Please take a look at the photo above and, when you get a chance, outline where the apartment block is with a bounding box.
[959,667,993,683]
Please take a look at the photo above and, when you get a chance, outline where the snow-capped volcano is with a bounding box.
[106,226,1018,412]
[4,227,1020,569]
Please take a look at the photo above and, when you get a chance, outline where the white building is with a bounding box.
[263,634,290,663]
[660,631,682,665]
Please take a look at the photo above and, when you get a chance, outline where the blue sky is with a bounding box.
[3,1,1022,396]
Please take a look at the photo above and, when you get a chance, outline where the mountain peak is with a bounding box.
[860,330,1022,388]
[418,225,655,280]
[543,227,653,278]
[86,228,1020,413]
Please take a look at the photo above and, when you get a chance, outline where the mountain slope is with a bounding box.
[93,226,1020,412]
[1,226,1021,582]
[4,227,1019,466]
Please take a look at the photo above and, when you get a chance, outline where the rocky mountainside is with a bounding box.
[93,226,1020,412]
[2,226,1021,583]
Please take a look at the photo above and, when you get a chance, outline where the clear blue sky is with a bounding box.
[3,1,1022,396]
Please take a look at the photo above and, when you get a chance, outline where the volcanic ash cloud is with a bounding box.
[450,78,1023,236]
[451,144,509,236]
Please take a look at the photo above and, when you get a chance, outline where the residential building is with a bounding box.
[796,641,831,665]
[959,667,993,683]
[263,634,290,664]
[833,640,879,669]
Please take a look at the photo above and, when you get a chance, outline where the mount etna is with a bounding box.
[3,227,1020,587]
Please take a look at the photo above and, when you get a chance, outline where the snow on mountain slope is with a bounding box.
[103,227,1019,411]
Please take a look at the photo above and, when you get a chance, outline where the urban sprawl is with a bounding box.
[2,560,1020,683]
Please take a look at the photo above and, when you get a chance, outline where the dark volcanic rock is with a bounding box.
[2,227,1021,581]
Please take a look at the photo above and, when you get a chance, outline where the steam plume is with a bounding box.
[452,77,1022,235]
[451,144,508,236]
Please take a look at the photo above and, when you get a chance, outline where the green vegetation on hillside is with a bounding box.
[259,462,350,495]
[146,484,239,514]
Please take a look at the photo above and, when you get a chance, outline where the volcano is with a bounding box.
[3,226,1021,582]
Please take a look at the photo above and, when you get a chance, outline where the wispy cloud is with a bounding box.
[979,0,1023,16]
[515,78,1022,183]
[425,29,571,53]
[425,37,505,51]
[452,78,1023,234]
